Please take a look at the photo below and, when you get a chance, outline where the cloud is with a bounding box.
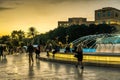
[0,0,22,6]
[0,0,22,11]
[0,0,4,4]
[33,0,81,4]
[0,7,14,11]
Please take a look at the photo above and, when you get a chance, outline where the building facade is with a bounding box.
[58,7,120,29]
[95,7,120,25]
[58,21,69,27]
[68,17,87,25]
[58,17,94,27]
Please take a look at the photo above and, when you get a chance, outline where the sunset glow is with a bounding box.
[0,0,120,36]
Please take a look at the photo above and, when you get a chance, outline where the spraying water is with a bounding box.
[71,34,120,53]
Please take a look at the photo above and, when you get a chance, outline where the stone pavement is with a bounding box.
[0,52,119,80]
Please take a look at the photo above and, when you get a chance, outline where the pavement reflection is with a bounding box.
[0,53,119,80]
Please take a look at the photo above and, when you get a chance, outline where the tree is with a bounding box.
[30,24,117,46]
[11,30,18,40]
[0,35,10,44]
[28,27,38,44]
[11,30,25,46]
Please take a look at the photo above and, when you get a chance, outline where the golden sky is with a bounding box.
[0,0,120,36]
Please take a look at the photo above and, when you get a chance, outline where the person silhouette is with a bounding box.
[35,45,40,59]
[75,43,84,69]
[27,43,34,63]
[0,45,4,58]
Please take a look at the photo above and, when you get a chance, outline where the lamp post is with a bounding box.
[55,37,59,43]
[65,35,69,44]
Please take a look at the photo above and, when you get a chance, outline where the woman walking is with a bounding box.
[75,43,84,69]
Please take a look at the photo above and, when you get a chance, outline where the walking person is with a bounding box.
[74,43,84,69]
[0,45,4,58]
[45,43,52,57]
[35,45,40,59]
[45,44,49,57]
[27,43,34,63]
[52,45,60,58]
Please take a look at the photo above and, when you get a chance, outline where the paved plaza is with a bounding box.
[0,52,120,80]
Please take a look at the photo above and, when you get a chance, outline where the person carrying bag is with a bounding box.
[74,43,84,69]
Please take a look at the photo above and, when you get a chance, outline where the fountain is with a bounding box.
[48,34,120,66]
[71,34,120,53]
[96,34,120,53]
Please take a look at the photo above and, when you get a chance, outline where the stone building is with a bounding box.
[58,17,94,27]
[58,21,69,27]
[95,7,120,25]
[58,7,120,30]
[68,17,87,25]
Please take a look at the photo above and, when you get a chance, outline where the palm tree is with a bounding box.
[28,27,37,44]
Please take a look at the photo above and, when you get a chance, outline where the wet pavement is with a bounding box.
[0,52,120,80]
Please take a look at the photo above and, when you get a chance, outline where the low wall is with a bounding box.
[49,52,120,66]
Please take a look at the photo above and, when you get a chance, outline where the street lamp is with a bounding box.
[65,35,69,44]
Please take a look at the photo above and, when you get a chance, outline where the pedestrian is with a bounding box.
[45,43,52,57]
[27,43,34,63]
[45,44,50,57]
[0,45,4,58]
[52,45,59,58]
[74,43,84,69]
[65,44,70,53]
[35,45,40,59]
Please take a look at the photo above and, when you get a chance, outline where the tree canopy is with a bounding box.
[0,24,117,47]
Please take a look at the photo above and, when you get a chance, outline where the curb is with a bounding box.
[39,57,120,68]
[39,57,76,64]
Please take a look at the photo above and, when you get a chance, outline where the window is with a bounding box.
[102,21,106,24]
[97,12,101,17]
[107,11,111,16]
[115,13,118,17]
[102,14,105,17]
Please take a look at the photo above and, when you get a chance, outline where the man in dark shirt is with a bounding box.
[27,43,34,63]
